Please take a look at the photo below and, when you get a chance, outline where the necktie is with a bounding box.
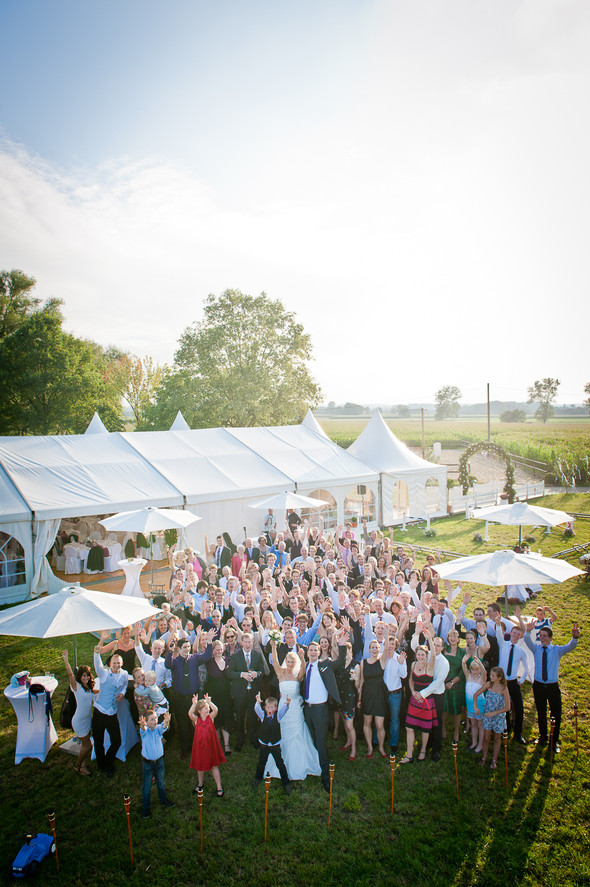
[245,653,250,669]
[305,664,312,700]
[542,647,548,682]
[507,644,514,677]
[216,547,221,567]
[151,659,158,671]
[436,617,442,638]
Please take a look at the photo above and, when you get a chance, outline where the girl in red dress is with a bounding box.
[189,693,226,796]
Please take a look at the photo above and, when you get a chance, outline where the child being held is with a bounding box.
[138,709,175,818]
[136,669,168,718]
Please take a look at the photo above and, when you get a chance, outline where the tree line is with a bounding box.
[0,271,321,436]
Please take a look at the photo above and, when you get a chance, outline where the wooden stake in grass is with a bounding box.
[390,754,395,813]
[503,731,509,788]
[123,795,134,865]
[47,810,59,873]
[264,776,271,842]
[573,701,579,754]
[550,717,556,773]
[197,788,204,853]
[328,762,335,826]
[452,741,459,801]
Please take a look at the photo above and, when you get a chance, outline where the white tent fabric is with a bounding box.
[0,423,380,602]
[347,410,447,523]
[84,412,109,434]
[301,409,329,438]
[169,411,191,431]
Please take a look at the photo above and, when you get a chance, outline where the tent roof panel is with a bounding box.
[348,410,446,478]
[228,426,379,487]
[0,434,183,519]
[121,429,294,504]
[0,464,31,521]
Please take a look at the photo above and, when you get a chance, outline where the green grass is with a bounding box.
[1,495,589,886]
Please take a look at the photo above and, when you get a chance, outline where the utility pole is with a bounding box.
[487,383,491,442]
[421,408,425,458]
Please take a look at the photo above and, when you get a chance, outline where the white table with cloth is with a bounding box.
[118,558,147,598]
[4,676,59,764]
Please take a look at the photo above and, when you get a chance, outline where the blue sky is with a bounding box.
[1,0,588,405]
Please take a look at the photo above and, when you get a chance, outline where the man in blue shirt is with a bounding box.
[92,647,129,776]
[520,617,580,754]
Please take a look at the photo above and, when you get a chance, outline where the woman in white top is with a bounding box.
[61,650,97,776]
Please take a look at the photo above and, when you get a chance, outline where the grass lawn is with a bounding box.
[1,494,589,886]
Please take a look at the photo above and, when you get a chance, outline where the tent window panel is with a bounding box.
[391,481,409,519]
[425,477,441,513]
[0,532,26,588]
[300,490,337,529]
[344,486,376,523]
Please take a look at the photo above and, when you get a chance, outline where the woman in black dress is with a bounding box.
[335,638,361,760]
[206,639,232,755]
[358,639,388,758]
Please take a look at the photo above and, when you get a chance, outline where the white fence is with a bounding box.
[448,481,545,514]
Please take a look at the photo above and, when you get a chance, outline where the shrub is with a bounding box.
[473,532,483,543]
[424,528,437,538]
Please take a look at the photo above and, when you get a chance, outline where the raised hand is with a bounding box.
[61,650,69,661]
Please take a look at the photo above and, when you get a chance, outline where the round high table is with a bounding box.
[118,558,147,598]
[4,676,59,764]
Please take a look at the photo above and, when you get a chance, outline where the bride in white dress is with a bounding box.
[264,640,321,780]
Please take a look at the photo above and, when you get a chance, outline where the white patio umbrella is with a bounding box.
[436,549,584,615]
[249,491,327,511]
[0,585,160,665]
[99,506,202,585]
[470,502,572,545]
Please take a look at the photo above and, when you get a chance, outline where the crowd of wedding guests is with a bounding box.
[64,511,580,808]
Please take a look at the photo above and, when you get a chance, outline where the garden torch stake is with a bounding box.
[197,788,204,853]
[328,762,335,826]
[550,718,555,773]
[47,811,59,873]
[264,776,271,842]
[574,702,579,755]
[503,731,509,788]
[390,754,395,813]
[452,741,459,800]
[123,795,133,865]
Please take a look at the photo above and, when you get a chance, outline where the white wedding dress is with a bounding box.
[263,679,321,781]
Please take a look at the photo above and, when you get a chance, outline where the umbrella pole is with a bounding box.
[505,585,509,618]
[519,525,523,547]
[73,635,78,670]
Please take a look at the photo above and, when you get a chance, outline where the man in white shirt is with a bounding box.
[134,637,171,690]
[416,630,449,762]
[494,612,528,744]
[383,635,407,753]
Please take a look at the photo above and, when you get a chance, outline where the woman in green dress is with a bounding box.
[443,628,465,742]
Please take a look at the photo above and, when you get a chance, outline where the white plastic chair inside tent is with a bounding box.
[104,542,122,572]
[64,545,82,575]
[89,531,103,541]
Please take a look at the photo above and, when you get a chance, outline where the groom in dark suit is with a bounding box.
[301,640,345,791]
[228,632,264,750]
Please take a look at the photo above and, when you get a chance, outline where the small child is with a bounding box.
[474,666,511,770]
[136,670,168,719]
[188,693,226,797]
[462,655,486,754]
[252,692,292,794]
[532,606,557,633]
[138,710,175,818]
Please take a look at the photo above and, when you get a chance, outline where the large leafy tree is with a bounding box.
[0,269,40,341]
[434,385,462,420]
[104,353,165,429]
[147,289,322,428]
[527,378,560,423]
[0,303,124,435]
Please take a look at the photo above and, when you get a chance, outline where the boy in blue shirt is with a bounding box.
[139,710,175,818]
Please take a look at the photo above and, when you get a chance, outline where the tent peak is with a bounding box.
[300,409,328,438]
[170,411,191,431]
[85,412,109,434]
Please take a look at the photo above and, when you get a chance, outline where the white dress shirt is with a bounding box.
[420,652,450,699]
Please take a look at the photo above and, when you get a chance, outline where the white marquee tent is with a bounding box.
[347,410,447,524]
[0,420,379,603]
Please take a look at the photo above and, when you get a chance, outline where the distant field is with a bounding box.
[318,416,590,485]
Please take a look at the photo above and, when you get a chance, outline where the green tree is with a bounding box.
[147,289,321,428]
[500,409,527,423]
[434,385,461,420]
[104,353,166,428]
[0,304,124,435]
[527,378,560,423]
[397,404,411,418]
[584,382,590,416]
[0,269,40,341]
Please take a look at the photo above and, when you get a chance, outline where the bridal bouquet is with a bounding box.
[268,629,282,644]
